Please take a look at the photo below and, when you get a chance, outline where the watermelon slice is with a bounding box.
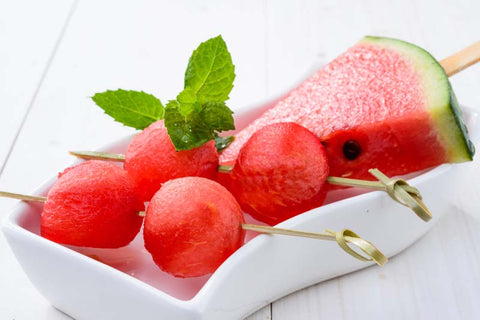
[220,36,475,180]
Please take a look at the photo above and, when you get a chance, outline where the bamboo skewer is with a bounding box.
[440,41,480,77]
[69,151,125,162]
[241,224,387,265]
[0,191,47,203]
[0,190,387,266]
[70,151,432,222]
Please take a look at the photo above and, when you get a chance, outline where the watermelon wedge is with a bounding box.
[220,36,475,180]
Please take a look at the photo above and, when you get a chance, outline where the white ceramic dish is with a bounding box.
[2,104,478,320]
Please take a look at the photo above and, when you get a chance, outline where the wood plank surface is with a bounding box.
[1,1,480,319]
[0,1,77,319]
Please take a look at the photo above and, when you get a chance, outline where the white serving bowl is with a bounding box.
[2,105,478,320]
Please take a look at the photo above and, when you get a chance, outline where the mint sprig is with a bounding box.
[92,35,235,151]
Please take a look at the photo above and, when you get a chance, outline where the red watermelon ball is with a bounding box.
[229,122,329,225]
[41,160,145,248]
[144,177,245,278]
[124,120,219,201]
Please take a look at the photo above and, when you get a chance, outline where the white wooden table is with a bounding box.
[1,1,480,319]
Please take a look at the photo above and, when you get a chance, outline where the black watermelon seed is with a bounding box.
[343,140,361,160]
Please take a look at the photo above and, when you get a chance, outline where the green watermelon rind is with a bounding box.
[448,86,475,160]
[360,36,475,162]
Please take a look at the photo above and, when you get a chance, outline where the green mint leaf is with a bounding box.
[165,99,180,109]
[164,100,235,151]
[214,134,235,152]
[184,35,235,102]
[176,87,199,117]
[198,101,235,132]
[92,89,164,130]
[164,101,212,150]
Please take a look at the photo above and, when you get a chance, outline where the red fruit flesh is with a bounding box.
[41,160,145,248]
[323,117,444,179]
[230,122,329,225]
[144,177,245,278]
[124,120,219,201]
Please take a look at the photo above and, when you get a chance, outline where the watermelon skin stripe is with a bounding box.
[362,36,474,162]
[447,85,475,160]
[220,36,475,181]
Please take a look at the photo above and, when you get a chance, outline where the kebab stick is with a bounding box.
[440,40,480,77]
[0,190,387,266]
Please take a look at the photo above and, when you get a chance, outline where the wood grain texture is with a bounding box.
[440,41,480,77]
[0,0,76,170]
[1,0,479,319]
[0,1,76,319]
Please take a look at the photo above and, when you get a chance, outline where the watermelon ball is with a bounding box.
[229,122,329,225]
[124,120,219,201]
[41,160,145,248]
[144,177,245,278]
